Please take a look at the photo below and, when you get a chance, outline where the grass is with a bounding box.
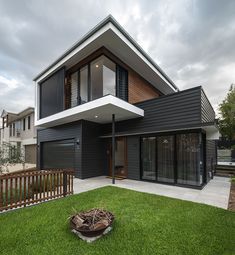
[2,187,32,206]
[2,175,58,206]
[0,186,235,255]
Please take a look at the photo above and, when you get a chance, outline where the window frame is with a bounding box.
[68,54,120,107]
[140,129,205,188]
[9,124,12,137]
[23,118,26,131]
[28,116,31,130]
[90,55,116,100]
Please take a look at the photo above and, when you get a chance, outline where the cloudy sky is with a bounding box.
[0,0,234,117]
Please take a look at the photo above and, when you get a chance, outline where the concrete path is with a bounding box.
[74,176,231,209]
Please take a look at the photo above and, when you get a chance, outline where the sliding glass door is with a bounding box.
[141,132,204,187]
[177,133,202,186]
[157,136,175,183]
[141,137,156,181]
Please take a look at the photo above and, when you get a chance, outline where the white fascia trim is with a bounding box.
[100,126,204,138]
[109,24,177,92]
[35,23,112,84]
[35,95,144,127]
[22,138,37,146]
[35,22,177,92]
[100,124,219,138]
[203,125,220,140]
[34,23,111,122]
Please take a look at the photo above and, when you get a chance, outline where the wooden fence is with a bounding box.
[0,169,74,212]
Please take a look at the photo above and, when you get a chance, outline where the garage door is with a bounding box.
[42,139,75,169]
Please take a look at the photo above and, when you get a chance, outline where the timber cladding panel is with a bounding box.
[128,69,160,104]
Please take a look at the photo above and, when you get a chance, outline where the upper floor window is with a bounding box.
[70,55,116,107]
[90,56,116,100]
[71,72,78,108]
[28,116,31,130]
[80,65,88,104]
[70,66,88,107]
[23,118,26,131]
[9,124,12,137]
[12,123,15,136]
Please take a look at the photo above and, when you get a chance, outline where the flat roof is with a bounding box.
[35,95,144,128]
[33,15,179,92]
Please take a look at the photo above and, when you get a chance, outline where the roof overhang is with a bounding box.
[33,16,178,95]
[1,110,7,118]
[202,124,220,140]
[100,123,220,139]
[35,95,144,128]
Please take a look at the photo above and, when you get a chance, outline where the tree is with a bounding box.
[218,84,235,146]
[0,142,25,174]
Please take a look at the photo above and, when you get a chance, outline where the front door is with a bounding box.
[109,137,127,178]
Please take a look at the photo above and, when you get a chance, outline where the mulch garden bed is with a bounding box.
[228,181,235,211]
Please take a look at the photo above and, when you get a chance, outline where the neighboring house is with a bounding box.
[34,16,219,188]
[0,107,37,164]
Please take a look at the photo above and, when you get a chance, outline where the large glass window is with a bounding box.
[141,137,156,181]
[71,72,78,107]
[91,56,116,100]
[28,116,31,130]
[177,133,202,186]
[157,136,175,183]
[80,65,88,104]
[141,132,204,187]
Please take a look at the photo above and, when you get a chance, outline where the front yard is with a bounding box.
[0,186,234,255]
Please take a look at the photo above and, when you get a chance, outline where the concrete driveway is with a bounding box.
[74,176,231,209]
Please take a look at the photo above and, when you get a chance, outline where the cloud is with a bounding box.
[0,0,234,118]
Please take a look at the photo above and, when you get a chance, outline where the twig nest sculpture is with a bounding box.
[70,208,114,238]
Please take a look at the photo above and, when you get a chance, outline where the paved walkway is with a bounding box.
[74,176,231,209]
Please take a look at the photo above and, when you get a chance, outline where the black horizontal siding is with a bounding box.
[201,89,215,123]
[105,87,202,135]
[37,121,82,178]
[81,121,106,178]
[127,136,140,180]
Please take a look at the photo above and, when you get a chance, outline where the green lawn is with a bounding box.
[0,186,235,255]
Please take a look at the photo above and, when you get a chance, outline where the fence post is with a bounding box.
[0,178,3,211]
[63,171,67,197]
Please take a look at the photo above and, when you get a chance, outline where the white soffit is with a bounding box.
[35,95,144,128]
[203,125,220,140]
[34,22,177,94]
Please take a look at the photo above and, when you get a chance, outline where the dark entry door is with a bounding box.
[109,137,127,178]
[41,139,75,169]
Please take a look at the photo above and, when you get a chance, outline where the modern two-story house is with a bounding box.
[0,107,37,164]
[34,16,219,188]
